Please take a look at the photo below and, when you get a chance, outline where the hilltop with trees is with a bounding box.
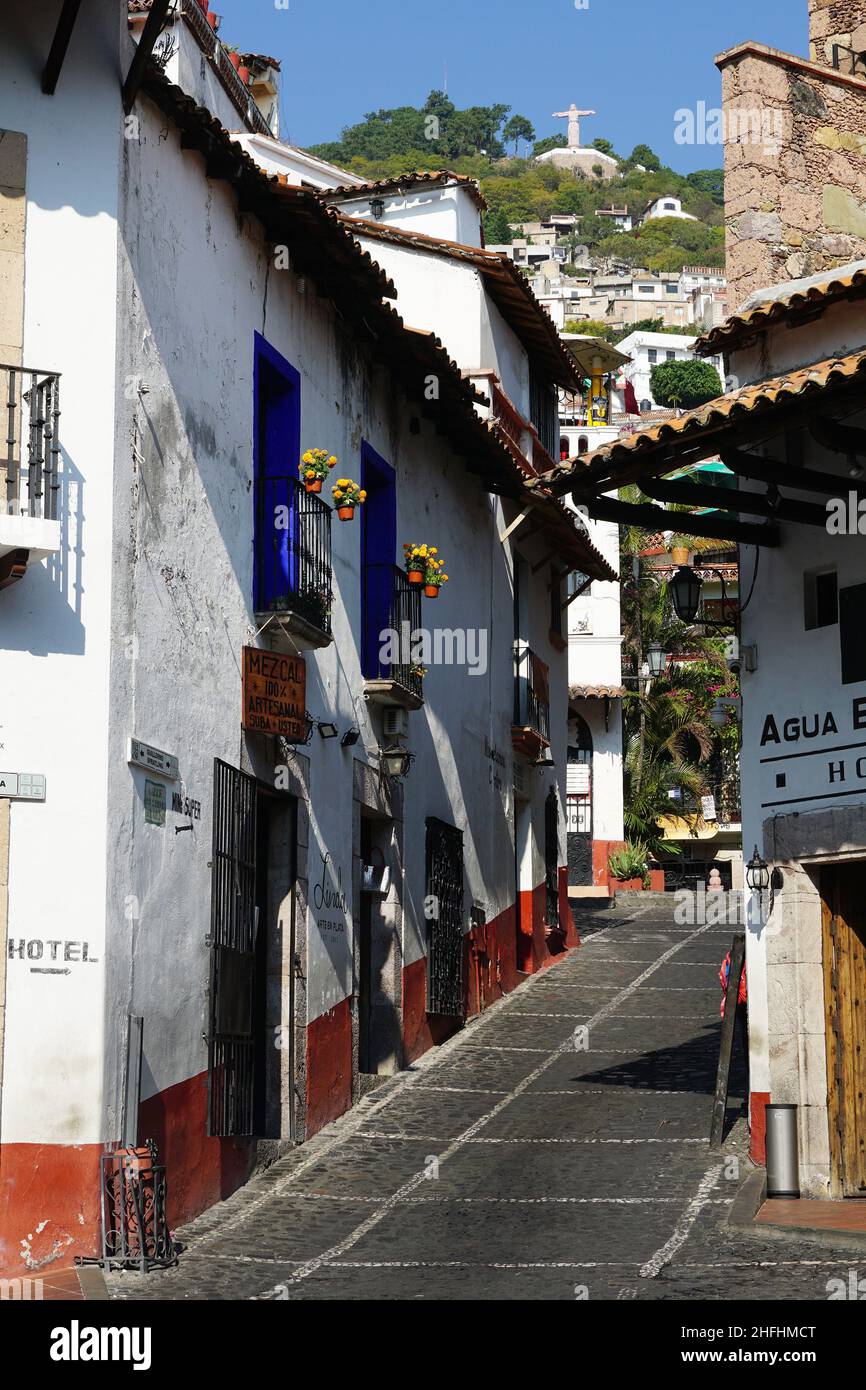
[306,92,725,271]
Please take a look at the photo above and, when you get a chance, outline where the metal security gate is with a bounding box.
[207,758,258,1136]
[426,818,465,1018]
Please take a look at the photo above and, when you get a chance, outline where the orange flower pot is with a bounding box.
[337,505,355,521]
[408,568,424,585]
[304,479,322,494]
[424,584,440,598]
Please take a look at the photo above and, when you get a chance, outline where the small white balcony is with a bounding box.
[1,364,61,590]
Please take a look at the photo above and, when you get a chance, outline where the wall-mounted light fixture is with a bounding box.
[369,196,385,220]
[380,744,414,780]
[745,846,770,893]
[341,727,361,748]
[317,721,339,740]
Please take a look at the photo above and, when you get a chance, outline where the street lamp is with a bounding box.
[745,846,770,893]
[670,565,703,624]
[647,643,667,678]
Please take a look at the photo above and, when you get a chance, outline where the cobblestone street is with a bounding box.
[108,900,853,1302]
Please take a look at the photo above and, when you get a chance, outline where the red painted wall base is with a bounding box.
[0,1142,102,1279]
[750,1090,770,1166]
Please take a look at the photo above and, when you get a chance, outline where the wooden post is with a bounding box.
[709,932,746,1149]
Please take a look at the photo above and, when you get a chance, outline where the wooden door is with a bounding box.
[821,863,866,1196]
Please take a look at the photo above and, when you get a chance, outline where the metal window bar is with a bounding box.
[426,818,465,1017]
[513,642,550,741]
[544,787,560,927]
[207,759,258,1137]
[365,563,423,701]
[255,474,333,635]
[2,364,61,520]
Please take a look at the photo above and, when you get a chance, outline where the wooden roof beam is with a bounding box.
[583,494,780,547]
[42,0,82,95]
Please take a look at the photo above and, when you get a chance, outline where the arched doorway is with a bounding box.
[566,715,593,886]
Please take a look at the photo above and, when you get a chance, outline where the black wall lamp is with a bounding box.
[380,745,414,780]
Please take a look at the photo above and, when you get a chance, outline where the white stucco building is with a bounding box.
[639,194,699,225]
[615,331,725,412]
[0,0,614,1278]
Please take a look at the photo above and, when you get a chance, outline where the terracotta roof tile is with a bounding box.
[569,685,625,700]
[696,263,866,355]
[533,349,866,493]
[321,170,487,211]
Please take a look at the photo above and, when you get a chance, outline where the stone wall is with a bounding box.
[719,47,866,310]
[809,0,866,66]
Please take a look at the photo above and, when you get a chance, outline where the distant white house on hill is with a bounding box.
[640,194,699,225]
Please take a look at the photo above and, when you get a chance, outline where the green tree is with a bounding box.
[650,360,723,410]
[629,143,661,171]
[533,133,567,156]
[592,137,616,157]
[484,207,513,244]
[686,168,725,204]
[503,114,536,156]
[618,515,736,857]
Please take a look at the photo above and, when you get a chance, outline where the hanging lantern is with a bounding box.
[670,565,703,624]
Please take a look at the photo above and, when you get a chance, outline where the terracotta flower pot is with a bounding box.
[227,51,241,70]
[238,65,251,84]
[337,505,355,521]
[424,584,440,598]
[407,568,424,585]
[207,11,218,27]
[304,478,323,494]
[671,545,689,565]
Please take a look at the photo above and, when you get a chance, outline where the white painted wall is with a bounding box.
[0,0,124,1145]
[338,184,482,247]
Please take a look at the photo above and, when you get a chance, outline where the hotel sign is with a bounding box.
[242,647,307,741]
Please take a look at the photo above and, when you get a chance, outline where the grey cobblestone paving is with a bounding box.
[106,900,856,1302]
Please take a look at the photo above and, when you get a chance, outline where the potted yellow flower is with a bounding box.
[299,448,337,494]
[424,553,448,598]
[332,478,366,521]
[403,543,429,585]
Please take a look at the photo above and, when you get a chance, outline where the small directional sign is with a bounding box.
[0,772,46,801]
[128,738,179,781]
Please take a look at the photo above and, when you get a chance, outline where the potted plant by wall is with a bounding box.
[225,45,241,70]
[238,63,251,85]
[607,841,651,891]
[423,552,448,598]
[409,663,428,683]
[299,448,337,494]
[669,535,691,566]
[403,543,430,585]
[332,478,366,520]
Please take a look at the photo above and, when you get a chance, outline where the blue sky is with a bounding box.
[217,0,806,171]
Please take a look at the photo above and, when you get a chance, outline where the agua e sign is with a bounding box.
[242,646,307,740]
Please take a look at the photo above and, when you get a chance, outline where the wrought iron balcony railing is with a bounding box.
[254,475,332,637]
[3,364,61,521]
[513,642,550,743]
[363,563,423,702]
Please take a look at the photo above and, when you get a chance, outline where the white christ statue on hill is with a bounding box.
[552,103,597,150]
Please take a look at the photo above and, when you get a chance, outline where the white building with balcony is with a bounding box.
[0,0,614,1281]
